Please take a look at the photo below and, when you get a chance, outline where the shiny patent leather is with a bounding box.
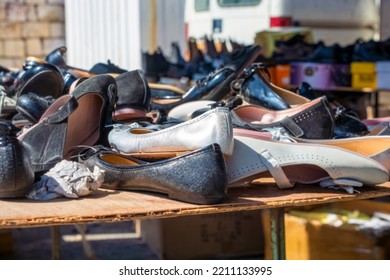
[16,92,55,124]
[333,107,369,138]
[234,63,311,109]
[78,144,228,204]
[235,64,291,110]
[11,62,64,98]
[150,66,236,115]
[0,135,34,198]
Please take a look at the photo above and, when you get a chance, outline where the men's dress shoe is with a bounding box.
[150,45,263,116]
[150,66,238,116]
[233,63,309,110]
[46,46,127,76]
[109,107,234,157]
[227,130,389,188]
[15,92,55,124]
[231,96,335,139]
[78,144,228,204]
[10,62,64,98]
[113,70,151,121]
[0,134,34,198]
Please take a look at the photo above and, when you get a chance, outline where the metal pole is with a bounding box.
[269,208,286,260]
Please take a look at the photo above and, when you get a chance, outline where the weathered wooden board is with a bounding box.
[1,182,390,228]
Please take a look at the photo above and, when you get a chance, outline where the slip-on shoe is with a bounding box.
[78,144,228,204]
[109,107,234,157]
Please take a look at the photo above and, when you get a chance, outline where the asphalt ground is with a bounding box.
[3,221,158,260]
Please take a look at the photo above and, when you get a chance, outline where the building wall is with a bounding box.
[0,0,65,69]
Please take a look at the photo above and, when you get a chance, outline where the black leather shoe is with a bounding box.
[10,62,64,98]
[78,144,228,204]
[150,45,263,116]
[150,66,237,116]
[233,63,298,110]
[16,92,55,124]
[0,134,34,198]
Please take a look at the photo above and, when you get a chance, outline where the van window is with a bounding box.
[195,0,210,11]
[217,0,261,7]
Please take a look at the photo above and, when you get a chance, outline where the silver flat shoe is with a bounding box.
[108,107,234,156]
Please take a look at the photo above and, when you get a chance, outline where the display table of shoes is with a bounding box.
[1,182,390,259]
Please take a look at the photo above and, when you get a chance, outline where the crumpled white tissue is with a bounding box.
[27,160,105,200]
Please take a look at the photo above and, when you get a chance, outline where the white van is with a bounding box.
[184,0,379,47]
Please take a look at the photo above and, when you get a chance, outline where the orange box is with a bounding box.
[273,64,290,87]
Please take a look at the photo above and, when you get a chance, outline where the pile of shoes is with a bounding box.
[272,35,390,64]
[1,45,390,205]
[142,36,261,82]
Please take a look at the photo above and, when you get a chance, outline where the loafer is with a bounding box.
[231,96,335,139]
[227,130,389,188]
[108,107,234,157]
[78,144,228,204]
[0,134,34,198]
[15,92,55,124]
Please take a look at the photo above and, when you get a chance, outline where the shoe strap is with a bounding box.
[45,96,78,124]
[280,117,304,137]
[259,149,294,189]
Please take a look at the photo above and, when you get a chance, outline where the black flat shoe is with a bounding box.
[77,144,228,204]
[0,134,34,198]
[15,92,55,124]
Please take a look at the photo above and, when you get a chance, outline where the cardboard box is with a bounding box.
[141,210,264,259]
[273,64,291,87]
[376,61,390,89]
[290,62,332,90]
[254,27,313,58]
[351,62,376,88]
[263,200,390,260]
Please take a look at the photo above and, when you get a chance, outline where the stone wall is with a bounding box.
[0,0,65,69]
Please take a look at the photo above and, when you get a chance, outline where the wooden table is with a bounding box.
[1,182,390,259]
